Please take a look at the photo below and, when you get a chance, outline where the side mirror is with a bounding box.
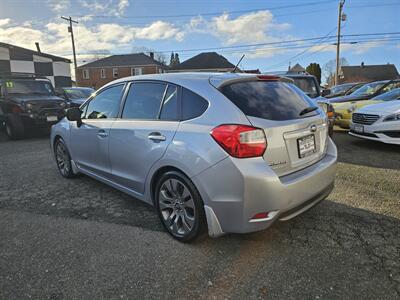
[321,89,331,97]
[66,107,82,127]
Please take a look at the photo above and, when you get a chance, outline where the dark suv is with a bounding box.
[0,73,67,139]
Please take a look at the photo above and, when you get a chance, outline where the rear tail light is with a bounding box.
[210,124,267,158]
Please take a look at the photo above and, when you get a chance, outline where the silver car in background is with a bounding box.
[51,73,337,242]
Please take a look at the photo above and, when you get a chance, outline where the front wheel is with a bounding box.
[155,171,206,242]
[54,138,76,178]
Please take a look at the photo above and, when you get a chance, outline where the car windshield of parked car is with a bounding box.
[64,88,94,99]
[221,80,318,121]
[351,81,386,96]
[291,77,319,98]
[330,83,353,94]
[373,88,400,101]
[5,80,54,95]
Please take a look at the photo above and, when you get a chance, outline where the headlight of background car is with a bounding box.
[383,114,400,122]
[59,101,66,108]
[25,103,33,109]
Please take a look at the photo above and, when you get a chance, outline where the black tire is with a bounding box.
[5,114,25,140]
[154,171,207,242]
[54,138,76,178]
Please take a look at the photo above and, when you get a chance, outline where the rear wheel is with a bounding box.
[54,138,75,178]
[155,171,206,242]
[5,115,25,140]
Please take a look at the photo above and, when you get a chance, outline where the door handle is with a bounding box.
[97,129,108,138]
[148,132,166,141]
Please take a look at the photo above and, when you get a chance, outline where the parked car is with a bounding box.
[283,72,335,136]
[328,79,400,104]
[334,88,400,129]
[0,73,67,139]
[349,100,400,145]
[51,73,337,242]
[55,87,95,107]
[324,82,365,99]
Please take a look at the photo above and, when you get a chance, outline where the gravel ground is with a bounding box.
[0,129,399,299]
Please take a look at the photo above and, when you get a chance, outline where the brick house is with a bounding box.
[76,53,167,89]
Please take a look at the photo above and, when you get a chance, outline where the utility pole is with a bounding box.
[61,16,78,70]
[335,0,346,86]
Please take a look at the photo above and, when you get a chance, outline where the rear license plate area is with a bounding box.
[297,134,316,158]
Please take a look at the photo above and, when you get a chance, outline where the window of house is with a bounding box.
[82,69,89,79]
[122,82,167,119]
[100,69,106,79]
[131,67,143,76]
[84,85,124,119]
[113,68,118,78]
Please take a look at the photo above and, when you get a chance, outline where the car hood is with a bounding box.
[327,94,372,104]
[334,100,383,112]
[357,100,400,115]
[8,94,65,103]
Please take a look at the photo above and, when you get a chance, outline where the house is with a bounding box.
[170,52,236,72]
[289,63,305,73]
[338,63,399,84]
[76,53,167,89]
[0,42,71,87]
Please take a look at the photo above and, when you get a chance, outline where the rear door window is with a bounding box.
[159,85,179,121]
[181,88,208,120]
[122,82,166,120]
[220,81,318,121]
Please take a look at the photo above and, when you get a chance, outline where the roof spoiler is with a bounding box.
[216,74,294,89]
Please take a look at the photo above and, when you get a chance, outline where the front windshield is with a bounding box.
[373,88,400,101]
[64,88,94,99]
[331,83,352,94]
[291,77,318,98]
[5,79,54,95]
[352,81,386,96]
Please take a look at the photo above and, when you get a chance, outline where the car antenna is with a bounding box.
[231,54,245,73]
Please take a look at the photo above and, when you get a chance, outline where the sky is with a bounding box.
[0,0,399,81]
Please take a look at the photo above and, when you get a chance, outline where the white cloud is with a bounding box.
[79,0,129,16]
[209,11,291,45]
[0,20,183,66]
[0,18,11,27]
[118,0,129,15]
[47,0,70,12]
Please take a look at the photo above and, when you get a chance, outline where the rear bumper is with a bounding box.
[193,138,337,236]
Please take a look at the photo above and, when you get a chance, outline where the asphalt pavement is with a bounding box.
[0,129,399,299]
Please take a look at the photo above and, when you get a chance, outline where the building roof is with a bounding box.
[0,42,71,63]
[289,63,305,73]
[77,53,165,68]
[172,52,235,70]
[340,63,399,81]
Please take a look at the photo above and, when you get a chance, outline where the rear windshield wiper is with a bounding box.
[299,106,319,116]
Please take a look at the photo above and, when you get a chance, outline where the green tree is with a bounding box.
[306,63,322,85]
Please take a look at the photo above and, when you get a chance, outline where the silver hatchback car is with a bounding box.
[51,73,337,242]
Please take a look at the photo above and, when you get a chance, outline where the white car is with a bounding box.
[349,101,400,145]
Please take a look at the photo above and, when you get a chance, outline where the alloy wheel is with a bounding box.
[55,141,70,176]
[158,178,196,237]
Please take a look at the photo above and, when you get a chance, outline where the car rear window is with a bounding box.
[220,81,318,121]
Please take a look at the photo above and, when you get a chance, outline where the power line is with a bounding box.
[73,0,337,19]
